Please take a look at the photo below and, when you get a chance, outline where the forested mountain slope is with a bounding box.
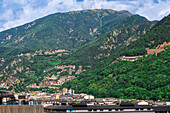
[62,14,170,101]
[0,9,154,87]
[0,9,134,50]
[121,14,170,56]
[61,15,154,66]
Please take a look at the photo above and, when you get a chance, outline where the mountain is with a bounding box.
[62,14,170,101]
[1,9,168,100]
[61,14,155,66]
[0,9,154,86]
[0,9,133,50]
[121,14,170,56]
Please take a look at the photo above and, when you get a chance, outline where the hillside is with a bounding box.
[0,9,154,87]
[1,10,168,99]
[62,14,170,101]
[0,9,133,50]
[121,14,170,56]
[61,15,154,66]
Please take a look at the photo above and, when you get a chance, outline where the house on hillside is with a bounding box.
[117,56,143,61]
[43,68,53,72]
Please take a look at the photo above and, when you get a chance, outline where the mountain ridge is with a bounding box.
[0,9,134,50]
[61,14,155,66]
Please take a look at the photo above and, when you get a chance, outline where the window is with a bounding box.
[88,109,92,111]
[147,108,151,110]
[100,109,103,111]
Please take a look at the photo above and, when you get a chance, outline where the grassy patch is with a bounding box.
[53,60,61,65]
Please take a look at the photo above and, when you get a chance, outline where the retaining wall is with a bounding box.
[0,105,44,113]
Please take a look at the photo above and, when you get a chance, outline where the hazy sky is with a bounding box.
[0,0,170,31]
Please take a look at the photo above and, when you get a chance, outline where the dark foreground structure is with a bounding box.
[0,90,44,113]
[0,90,15,105]
[44,104,170,113]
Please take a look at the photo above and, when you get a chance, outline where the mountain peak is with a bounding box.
[67,9,131,15]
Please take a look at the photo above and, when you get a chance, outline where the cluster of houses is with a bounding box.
[44,65,85,75]
[0,75,19,89]
[2,87,169,108]
[43,49,68,55]
[17,49,69,57]
[27,75,76,89]
[0,63,84,92]
[27,65,85,89]
[27,64,85,89]
[0,48,88,94]
[112,56,143,64]
[111,42,170,64]
[117,56,143,62]
[1,89,170,113]
[54,76,76,86]
[0,58,5,66]
[0,64,82,91]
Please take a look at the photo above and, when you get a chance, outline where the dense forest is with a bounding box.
[62,47,170,101]
[62,14,170,101]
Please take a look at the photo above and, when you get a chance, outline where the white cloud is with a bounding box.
[0,0,170,32]
[136,0,170,20]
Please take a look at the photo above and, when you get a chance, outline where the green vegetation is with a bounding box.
[61,15,154,66]
[51,60,61,65]
[62,14,170,101]
[0,10,169,101]
[0,9,154,88]
[120,47,147,56]
[0,46,34,57]
[0,87,7,90]
[0,54,58,85]
[13,82,28,93]
[123,14,170,55]
[62,47,170,101]
[28,87,57,93]
[0,9,133,50]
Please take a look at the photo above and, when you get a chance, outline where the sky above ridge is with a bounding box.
[0,0,170,32]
